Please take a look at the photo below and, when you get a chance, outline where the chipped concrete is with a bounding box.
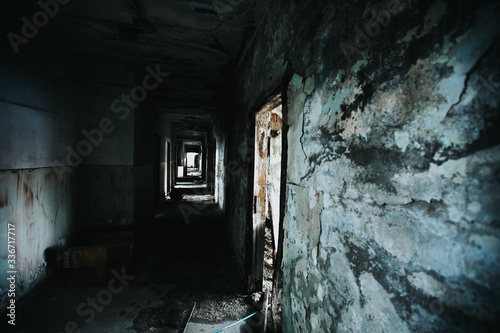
[229,0,500,331]
[1,0,499,331]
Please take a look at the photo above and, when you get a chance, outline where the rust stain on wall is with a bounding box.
[27,221,36,245]
[23,182,34,209]
[0,191,8,209]
[258,187,266,211]
[16,173,22,195]
[258,131,266,158]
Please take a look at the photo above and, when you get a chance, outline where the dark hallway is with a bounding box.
[2,195,262,332]
[1,0,500,332]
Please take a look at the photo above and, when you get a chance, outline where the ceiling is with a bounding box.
[2,0,263,136]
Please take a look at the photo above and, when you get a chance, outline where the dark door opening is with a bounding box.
[166,141,171,195]
[153,133,162,207]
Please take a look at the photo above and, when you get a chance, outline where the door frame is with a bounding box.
[246,92,285,293]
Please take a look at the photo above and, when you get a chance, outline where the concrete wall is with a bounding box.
[73,82,137,226]
[229,0,500,331]
[133,103,155,223]
[0,52,77,307]
[76,166,134,225]
[0,50,156,308]
[73,76,155,226]
[225,104,254,279]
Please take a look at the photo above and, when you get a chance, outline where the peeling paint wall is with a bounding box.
[232,0,500,331]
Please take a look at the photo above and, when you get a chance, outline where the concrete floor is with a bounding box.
[1,193,260,333]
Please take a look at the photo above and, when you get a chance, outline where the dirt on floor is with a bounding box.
[263,224,274,294]
[0,193,263,333]
[133,197,260,332]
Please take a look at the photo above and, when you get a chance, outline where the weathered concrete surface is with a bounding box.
[73,82,145,226]
[75,83,136,167]
[230,0,500,331]
[225,110,254,279]
[0,49,78,308]
[0,169,75,308]
[0,46,151,310]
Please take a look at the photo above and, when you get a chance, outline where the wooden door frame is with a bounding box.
[246,92,284,293]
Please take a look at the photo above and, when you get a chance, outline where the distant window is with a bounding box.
[186,152,199,168]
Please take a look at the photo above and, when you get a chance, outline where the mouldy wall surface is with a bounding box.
[235,0,500,331]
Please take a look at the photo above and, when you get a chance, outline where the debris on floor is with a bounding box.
[132,195,261,332]
[2,194,263,333]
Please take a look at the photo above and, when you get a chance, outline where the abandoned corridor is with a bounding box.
[1,0,500,332]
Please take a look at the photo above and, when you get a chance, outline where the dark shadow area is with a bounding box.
[146,199,257,327]
[1,201,262,333]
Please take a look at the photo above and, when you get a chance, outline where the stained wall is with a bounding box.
[0,51,77,307]
[228,0,500,331]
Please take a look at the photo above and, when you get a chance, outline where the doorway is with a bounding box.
[249,93,284,294]
[153,133,162,207]
[166,141,171,195]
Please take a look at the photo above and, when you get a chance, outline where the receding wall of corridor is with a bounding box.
[0,48,156,308]
[226,0,500,331]
[0,50,77,307]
